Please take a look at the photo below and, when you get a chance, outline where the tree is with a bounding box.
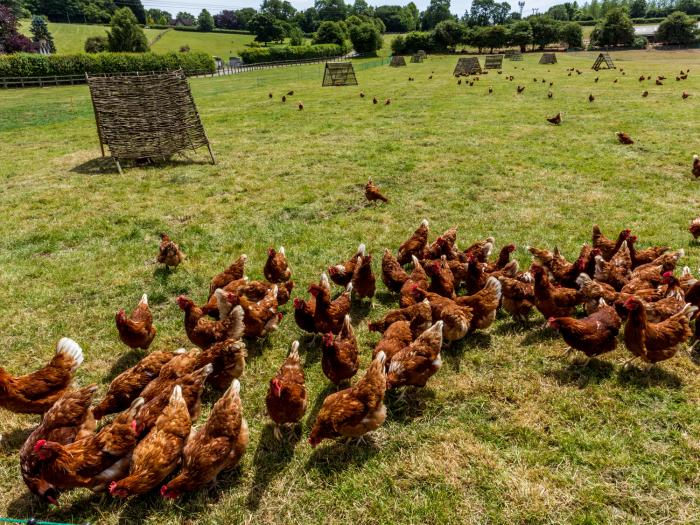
[261,0,297,20]
[0,5,34,53]
[468,0,495,26]
[313,20,347,44]
[0,0,23,17]
[655,10,698,44]
[492,2,511,23]
[235,8,258,29]
[350,0,373,16]
[375,5,417,32]
[198,9,214,31]
[315,0,347,21]
[432,18,464,49]
[421,0,453,29]
[559,21,583,47]
[349,21,382,52]
[288,25,304,44]
[675,0,700,15]
[248,12,286,43]
[293,7,319,32]
[482,23,508,51]
[115,0,145,24]
[508,19,532,51]
[147,9,172,24]
[29,15,55,53]
[629,0,647,17]
[175,11,196,26]
[591,7,634,46]
[214,10,238,29]
[107,7,148,52]
[547,4,570,19]
[529,16,561,49]
[84,34,108,52]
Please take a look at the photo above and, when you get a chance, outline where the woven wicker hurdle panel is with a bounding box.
[453,57,482,76]
[417,50,427,59]
[86,69,213,173]
[592,52,615,70]
[411,54,423,63]
[539,53,557,64]
[390,55,407,67]
[322,62,358,86]
[509,51,523,61]
[484,54,504,69]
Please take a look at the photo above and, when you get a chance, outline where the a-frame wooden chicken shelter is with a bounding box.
[592,52,616,70]
[390,55,407,67]
[322,62,358,86]
[484,54,504,69]
[453,57,482,76]
[539,52,557,64]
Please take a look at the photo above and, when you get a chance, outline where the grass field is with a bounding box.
[1,50,700,525]
[18,21,165,54]
[149,30,257,59]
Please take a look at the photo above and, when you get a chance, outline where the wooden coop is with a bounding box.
[592,53,616,70]
[322,62,358,86]
[453,57,482,76]
[484,54,504,69]
[539,53,557,64]
[390,55,407,67]
[86,69,214,174]
[411,54,423,63]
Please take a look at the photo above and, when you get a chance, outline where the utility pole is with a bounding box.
[518,1,525,17]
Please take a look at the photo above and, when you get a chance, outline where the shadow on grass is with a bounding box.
[103,348,147,383]
[385,387,436,423]
[305,437,380,475]
[521,326,560,346]
[493,317,539,336]
[305,383,337,430]
[616,363,683,389]
[246,423,301,510]
[1,425,34,452]
[70,156,206,176]
[299,334,322,367]
[349,299,372,324]
[442,332,492,372]
[152,266,175,283]
[543,357,616,387]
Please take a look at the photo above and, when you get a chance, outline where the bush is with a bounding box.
[288,26,305,46]
[172,26,251,34]
[107,7,149,52]
[84,35,108,53]
[632,35,649,48]
[239,43,347,63]
[559,21,583,48]
[197,9,215,32]
[0,51,215,77]
[313,21,348,46]
[591,8,635,47]
[391,31,435,54]
[179,44,190,52]
[432,19,465,51]
[655,11,699,45]
[349,22,382,54]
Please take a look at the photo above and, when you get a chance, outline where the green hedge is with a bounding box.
[239,43,348,64]
[0,51,215,78]
[171,26,252,34]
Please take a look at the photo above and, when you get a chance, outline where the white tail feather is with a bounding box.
[56,337,83,370]
[358,243,366,256]
[421,219,429,227]
[139,294,148,306]
[289,340,300,359]
[279,246,285,256]
[375,350,386,364]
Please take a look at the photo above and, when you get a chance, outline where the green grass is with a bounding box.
[18,20,165,54]
[1,50,700,524]
[149,30,258,58]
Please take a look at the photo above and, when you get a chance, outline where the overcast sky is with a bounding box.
[143,0,557,19]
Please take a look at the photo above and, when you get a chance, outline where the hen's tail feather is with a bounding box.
[56,337,84,371]
[224,378,241,399]
[289,340,300,360]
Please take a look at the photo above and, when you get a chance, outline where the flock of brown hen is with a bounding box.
[2,62,700,511]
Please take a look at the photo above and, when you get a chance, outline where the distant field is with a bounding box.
[18,21,164,54]
[150,30,256,59]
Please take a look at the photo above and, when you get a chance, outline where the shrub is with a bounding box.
[288,26,305,46]
[107,7,149,52]
[179,44,190,52]
[29,15,55,53]
[0,51,215,77]
[197,9,215,32]
[313,21,348,46]
[632,35,649,48]
[0,5,35,54]
[391,31,435,54]
[239,43,347,63]
[591,8,635,47]
[655,11,699,45]
[559,21,583,48]
[432,19,465,51]
[84,35,108,53]
[349,22,382,54]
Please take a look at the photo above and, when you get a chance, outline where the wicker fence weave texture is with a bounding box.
[87,69,214,172]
